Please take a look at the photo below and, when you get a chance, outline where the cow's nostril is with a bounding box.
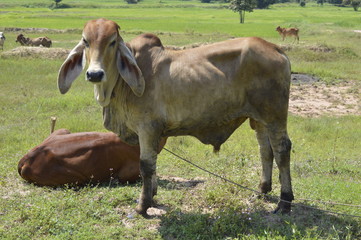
[86,70,104,83]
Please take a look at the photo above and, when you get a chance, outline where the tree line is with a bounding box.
[226,0,360,23]
[51,0,360,23]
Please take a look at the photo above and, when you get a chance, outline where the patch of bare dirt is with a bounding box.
[289,74,360,117]
[1,46,70,59]
[159,176,205,189]
[279,44,334,52]
[307,45,334,53]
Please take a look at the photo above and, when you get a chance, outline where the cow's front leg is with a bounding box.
[135,131,160,217]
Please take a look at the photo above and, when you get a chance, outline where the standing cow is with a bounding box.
[276,26,299,43]
[0,32,6,50]
[58,18,294,217]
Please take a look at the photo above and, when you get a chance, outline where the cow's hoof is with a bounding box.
[135,204,151,218]
[257,193,275,203]
[273,201,291,215]
[135,204,147,214]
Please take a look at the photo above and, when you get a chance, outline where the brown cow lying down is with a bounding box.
[15,33,52,48]
[18,129,167,187]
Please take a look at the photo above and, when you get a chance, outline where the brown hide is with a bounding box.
[15,34,52,47]
[18,129,167,187]
[57,18,294,215]
[15,34,28,46]
[276,26,299,43]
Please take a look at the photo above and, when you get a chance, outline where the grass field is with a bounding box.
[1,2,361,82]
[0,1,361,239]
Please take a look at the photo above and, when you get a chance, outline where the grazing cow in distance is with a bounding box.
[58,18,293,217]
[18,129,167,187]
[0,32,5,50]
[16,33,52,47]
[276,26,299,43]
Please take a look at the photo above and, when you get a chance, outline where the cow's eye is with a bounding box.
[83,38,89,47]
[110,40,116,47]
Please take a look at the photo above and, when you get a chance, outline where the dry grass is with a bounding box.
[1,46,70,59]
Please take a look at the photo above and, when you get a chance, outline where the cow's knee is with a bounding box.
[274,136,291,166]
[139,159,157,194]
[280,137,291,154]
[139,160,156,178]
[282,137,292,152]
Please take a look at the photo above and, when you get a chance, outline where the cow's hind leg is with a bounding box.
[251,119,274,196]
[268,127,294,214]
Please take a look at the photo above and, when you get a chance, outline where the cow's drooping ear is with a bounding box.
[116,41,145,97]
[57,40,85,94]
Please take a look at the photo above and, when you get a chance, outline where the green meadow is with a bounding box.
[0,1,361,239]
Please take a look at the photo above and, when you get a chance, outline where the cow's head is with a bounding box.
[16,34,26,41]
[15,34,28,45]
[57,18,144,107]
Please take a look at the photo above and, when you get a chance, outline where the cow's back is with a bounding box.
[149,37,290,146]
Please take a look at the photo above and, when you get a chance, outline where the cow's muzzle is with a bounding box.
[86,70,105,83]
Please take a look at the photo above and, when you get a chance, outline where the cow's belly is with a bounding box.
[163,105,249,151]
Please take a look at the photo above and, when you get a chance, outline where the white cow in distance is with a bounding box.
[0,32,6,50]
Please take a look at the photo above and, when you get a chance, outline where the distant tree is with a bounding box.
[328,0,343,4]
[53,0,62,8]
[317,0,324,5]
[256,0,275,9]
[125,0,138,3]
[351,0,360,10]
[211,0,230,2]
[229,0,256,24]
[341,0,360,10]
[201,0,212,2]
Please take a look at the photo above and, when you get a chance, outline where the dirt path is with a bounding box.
[289,74,360,117]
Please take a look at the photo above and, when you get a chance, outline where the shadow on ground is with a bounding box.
[156,200,361,239]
